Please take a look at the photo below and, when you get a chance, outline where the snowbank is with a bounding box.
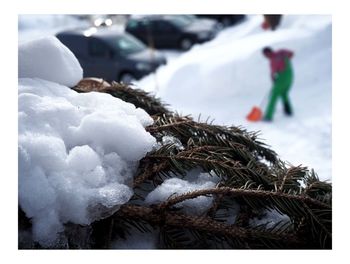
[138,15,331,119]
[137,15,332,181]
[18,37,156,246]
[18,36,83,87]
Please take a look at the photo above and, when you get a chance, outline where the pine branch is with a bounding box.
[147,115,278,164]
[73,81,170,116]
[133,160,169,188]
[276,165,307,192]
[104,82,171,116]
[148,145,273,188]
[117,204,303,248]
[155,187,331,211]
[22,84,331,249]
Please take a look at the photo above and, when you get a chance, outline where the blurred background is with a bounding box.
[18,14,332,181]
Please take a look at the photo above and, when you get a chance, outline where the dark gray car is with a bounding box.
[125,15,218,50]
[56,27,166,83]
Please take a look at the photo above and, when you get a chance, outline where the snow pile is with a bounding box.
[18,37,83,87]
[145,169,220,215]
[18,38,156,247]
[137,15,332,181]
[138,15,331,121]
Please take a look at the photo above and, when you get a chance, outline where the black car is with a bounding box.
[195,15,246,27]
[56,27,166,83]
[125,15,217,50]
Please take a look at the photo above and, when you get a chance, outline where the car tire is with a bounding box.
[119,73,136,84]
[179,38,193,51]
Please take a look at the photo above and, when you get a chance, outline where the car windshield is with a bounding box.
[167,16,192,28]
[108,34,146,56]
[178,15,196,23]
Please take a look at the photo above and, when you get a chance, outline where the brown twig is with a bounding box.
[146,120,193,133]
[150,153,242,168]
[117,204,302,246]
[133,161,169,188]
[156,187,331,211]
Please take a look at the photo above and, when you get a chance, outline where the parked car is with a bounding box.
[56,27,166,83]
[177,15,220,31]
[195,15,246,27]
[125,15,218,50]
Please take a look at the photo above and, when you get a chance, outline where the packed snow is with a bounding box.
[18,37,156,246]
[145,168,220,215]
[18,37,83,87]
[137,15,332,181]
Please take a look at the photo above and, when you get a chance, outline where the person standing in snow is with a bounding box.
[262,47,294,121]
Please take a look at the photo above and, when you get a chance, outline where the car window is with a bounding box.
[127,20,140,29]
[177,15,196,24]
[167,16,192,28]
[88,38,110,57]
[127,19,148,32]
[153,21,175,33]
[107,34,146,56]
[57,35,86,56]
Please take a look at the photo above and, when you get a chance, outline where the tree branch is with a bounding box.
[117,204,302,247]
[156,187,331,211]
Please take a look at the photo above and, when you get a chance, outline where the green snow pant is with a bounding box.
[264,63,293,120]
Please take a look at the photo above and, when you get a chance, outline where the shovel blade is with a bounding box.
[246,106,263,122]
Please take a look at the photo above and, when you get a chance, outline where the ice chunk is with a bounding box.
[18,36,83,87]
[161,135,184,150]
[97,182,133,208]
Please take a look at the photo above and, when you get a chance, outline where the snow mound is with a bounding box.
[18,36,83,87]
[18,78,156,246]
[137,15,332,181]
[145,169,219,215]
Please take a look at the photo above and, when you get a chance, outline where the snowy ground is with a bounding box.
[18,15,332,181]
[136,15,332,181]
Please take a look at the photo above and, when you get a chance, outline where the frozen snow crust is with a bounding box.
[18,36,83,87]
[18,37,156,247]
